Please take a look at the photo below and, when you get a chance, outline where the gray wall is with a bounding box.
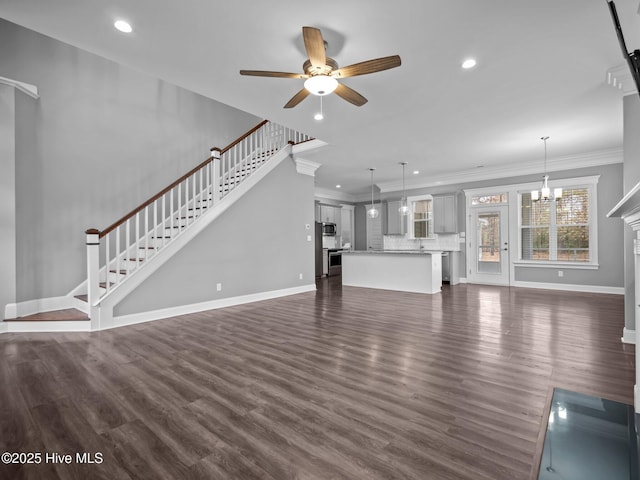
[0,19,261,303]
[115,157,315,316]
[0,85,17,320]
[356,163,624,288]
[624,94,640,330]
[15,85,40,307]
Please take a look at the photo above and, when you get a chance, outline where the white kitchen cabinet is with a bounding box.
[433,194,458,233]
[386,200,407,235]
[340,207,353,246]
[320,205,335,224]
[334,207,342,233]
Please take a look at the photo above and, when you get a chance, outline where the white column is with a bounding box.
[0,85,16,322]
[211,147,222,202]
[635,233,640,411]
[86,228,100,305]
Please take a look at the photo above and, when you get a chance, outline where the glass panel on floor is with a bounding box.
[538,388,635,480]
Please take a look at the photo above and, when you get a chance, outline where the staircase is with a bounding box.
[3,120,315,332]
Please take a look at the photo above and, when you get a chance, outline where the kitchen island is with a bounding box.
[342,250,442,294]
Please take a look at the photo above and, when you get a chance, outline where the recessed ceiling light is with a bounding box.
[462,58,477,69]
[336,184,341,189]
[413,170,419,175]
[114,20,133,33]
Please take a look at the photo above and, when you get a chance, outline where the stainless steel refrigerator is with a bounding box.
[315,222,323,277]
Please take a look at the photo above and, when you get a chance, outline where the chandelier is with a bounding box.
[531,136,562,202]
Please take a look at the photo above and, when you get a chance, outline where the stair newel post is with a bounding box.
[211,147,222,203]
[85,228,101,307]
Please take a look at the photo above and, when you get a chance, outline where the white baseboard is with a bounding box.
[4,295,77,320]
[622,327,636,344]
[458,277,467,284]
[0,322,7,334]
[108,284,317,331]
[511,281,624,295]
[4,320,91,333]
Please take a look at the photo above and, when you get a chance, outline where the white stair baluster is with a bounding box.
[115,225,121,285]
[105,234,110,293]
[135,211,140,270]
[178,183,182,231]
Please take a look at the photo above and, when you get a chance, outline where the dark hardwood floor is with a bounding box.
[0,278,634,480]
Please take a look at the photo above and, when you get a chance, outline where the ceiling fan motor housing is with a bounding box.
[303,58,339,77]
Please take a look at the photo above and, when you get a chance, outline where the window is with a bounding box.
[519,184,594,264]
[471,193,508,205]
[408,195,433,238]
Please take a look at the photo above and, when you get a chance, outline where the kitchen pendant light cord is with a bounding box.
[542,136,549,175]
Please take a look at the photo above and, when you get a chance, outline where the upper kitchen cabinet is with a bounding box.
[340,206,354,246]
[433,194,458,233]
[386,200,407,235]
[319,205,342,225]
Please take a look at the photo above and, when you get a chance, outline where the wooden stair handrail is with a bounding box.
[96,120,313,238]
[99,154,215,238]
[99,119,267,238]
[211,119,269,155]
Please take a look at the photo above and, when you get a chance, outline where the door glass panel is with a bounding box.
[477,211,501,274]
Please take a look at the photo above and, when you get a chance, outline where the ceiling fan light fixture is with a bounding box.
[304,75,338,96]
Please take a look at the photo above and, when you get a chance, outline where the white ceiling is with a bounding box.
[2,0,639,198]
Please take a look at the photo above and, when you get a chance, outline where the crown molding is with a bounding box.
[377,149,622,193]
[295,158,321,177]
[0,76,39,99]
[314,187,358,203]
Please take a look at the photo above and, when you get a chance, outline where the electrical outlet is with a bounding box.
[307,235,312,242]
[558,271,563,278]
[216,283,222,291]
[299,273,303,280]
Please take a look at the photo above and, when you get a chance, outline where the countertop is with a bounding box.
[343,250,443,255]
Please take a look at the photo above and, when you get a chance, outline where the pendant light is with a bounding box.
[367,168,379,219]
[531,136,562,202]
[399,162,410,216]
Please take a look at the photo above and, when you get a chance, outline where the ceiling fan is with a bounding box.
[240,26,401,108]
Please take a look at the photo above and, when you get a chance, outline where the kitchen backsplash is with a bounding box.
[383,233,460,251]
[322,236,338,249]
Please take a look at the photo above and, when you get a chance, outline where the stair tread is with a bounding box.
[4,308,89,322]
[75,294,88,303]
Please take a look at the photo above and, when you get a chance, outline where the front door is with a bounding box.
[468,205,510,285]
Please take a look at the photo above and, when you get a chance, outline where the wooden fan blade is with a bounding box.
[284,88,310,108]
[334,83,368,106]
[332,55,401,78]
[240,70,308,79]
[302,26,326,69]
